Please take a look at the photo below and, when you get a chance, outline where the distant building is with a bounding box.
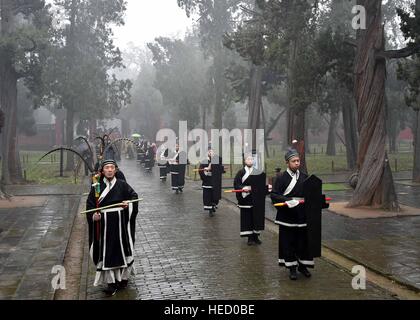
[398,127,413,141]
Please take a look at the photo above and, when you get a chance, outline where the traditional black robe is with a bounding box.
[158,148,169,180]
[137,141,146,163]
[199,156,223,211]
[170,151,187,191]
[144,146,155,170]
[104,144,117,161]
[270,169,314,269]
[234,167,268,237]
[86,177,139,286]
[116,170,126,182]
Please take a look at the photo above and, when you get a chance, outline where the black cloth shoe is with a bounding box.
[175,189,179,194]
[209,209,215,217]
[253,234,262,245]
[247,235,255,246]
[103,283,118,296]
[298,265,312,278]
[179,188,183,193]
[289,267,298,280]
[117,280,128,289]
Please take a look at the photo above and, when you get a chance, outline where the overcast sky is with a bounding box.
[112,0,194,49]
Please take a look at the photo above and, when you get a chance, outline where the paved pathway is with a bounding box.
[85,160,394,300]
[0,185,83,299]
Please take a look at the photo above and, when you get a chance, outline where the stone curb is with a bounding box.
[52,195,83,300]
[321,244,420,294]
[78,196,89,300]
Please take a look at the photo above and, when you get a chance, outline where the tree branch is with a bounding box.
[377,44,420,60]
[344,39,357,47]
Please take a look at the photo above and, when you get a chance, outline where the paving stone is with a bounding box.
[0,187,82,300]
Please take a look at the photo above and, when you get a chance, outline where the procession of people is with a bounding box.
[85,133,329,296]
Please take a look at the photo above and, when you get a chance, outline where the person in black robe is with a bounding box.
[75,138,94,176]
[270,148,313,280]
[199,148,224,217]
[104,137,117,161]
[169,143,187,193]
[137,140,146,164]
[234,154,271,245]
[144,142,156,171]
[126,139,135,159]
[158,145,169,181]
[86,159,138,296]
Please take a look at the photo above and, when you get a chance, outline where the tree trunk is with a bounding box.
[285,24,307,172]
[0,0,23,186]
[413,108,420,182]
[282,109,290,151]
[342,94,358,170]
[63,0,79,171]
[213,49,224,129]
[389,132,397,154]
[66,108,75,171]
[412,0,420,182]
[202,104,206,130]
[287,106,307,173]
[305,118,310,155]
[260,103,270,158]
[326,111,338,156]
[247,65,263,150]
[120,118,129,138]
[348,0,399,210]
[0,65,22,185]
[386,96,398,153]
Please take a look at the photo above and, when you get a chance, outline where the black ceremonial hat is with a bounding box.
[285,148,299,162]
[101,159,117,169]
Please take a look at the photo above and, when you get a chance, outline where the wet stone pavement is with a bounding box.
[322,185,420,291]
[224,177,420,292]
[0,187,82,300]
[85,159,394,300]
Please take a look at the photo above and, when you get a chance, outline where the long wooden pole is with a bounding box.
[80,198,143,214]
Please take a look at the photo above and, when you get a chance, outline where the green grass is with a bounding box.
[265,145,414,175]
[322,183,351,191]
[3,150,88,185]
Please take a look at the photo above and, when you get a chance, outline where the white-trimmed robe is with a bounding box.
[169,151,187,191]
[198,157,223,212]
[86,177,139,286]
[234,167,267,237]
[270,169,314,269]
